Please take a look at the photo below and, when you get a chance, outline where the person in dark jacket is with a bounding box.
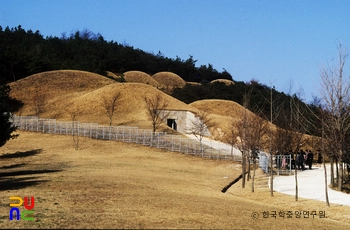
[317,153,322,167]
[307,150,314,169]
[297,152,304,170]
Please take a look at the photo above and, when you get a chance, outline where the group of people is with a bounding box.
[296,150,314,170]
[277,149,322,171]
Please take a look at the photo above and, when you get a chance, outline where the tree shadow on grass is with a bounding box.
[0,163,26,169]
[0,169,62,177]
[0,177,50,191]
[0,149,42,159]
[0,169,62,191]
[0,149,63,191]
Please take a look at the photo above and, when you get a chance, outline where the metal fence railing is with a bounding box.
[258,152,293,175]
[12,115,242,161]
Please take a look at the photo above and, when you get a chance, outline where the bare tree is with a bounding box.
[101,90,121,126]
[228,85,269,190]
[284,92,309,201]
[235,107,249,188]
[319,43,350,192]
[266,85,285,196]
[189,110,215,156]
[144,92,169,132]
[223,118,240,157]
[254,84,284,196]
[321,110,331,207]
[305,96,331,206]
[32,92,47,116]
[247,115,268,192]
[234,107,268,190]
[67,103,84,150]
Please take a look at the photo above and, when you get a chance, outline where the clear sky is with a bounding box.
[2,0,350,103]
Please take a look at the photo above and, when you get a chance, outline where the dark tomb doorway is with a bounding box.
[167,119,177,130]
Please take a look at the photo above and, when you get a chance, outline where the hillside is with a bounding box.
[3,70,348,229]
[1,131,349,229]
[9,70,198,132]
[189,99,268,142]
[9,70,312,150]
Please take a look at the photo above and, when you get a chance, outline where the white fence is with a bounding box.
[12,115,242,161]
[259,152,293,175]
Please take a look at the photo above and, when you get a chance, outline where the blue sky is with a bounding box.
[2,0,350,103]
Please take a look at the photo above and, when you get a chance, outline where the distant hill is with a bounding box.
[0,25,232,84]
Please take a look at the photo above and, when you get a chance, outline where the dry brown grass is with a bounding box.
[0,131,349,229]
[9,70,116,117]
[106,71,122,80]
[9,71,197,131]
[3,71,350,229]
[189,99,314,150]
[190,99,248,119]
[10,70,115,94]
[186,82,201,85]
[211,79,235,86]
[123,71,160,87]
[152,72,186,89]
[189,99,259,141]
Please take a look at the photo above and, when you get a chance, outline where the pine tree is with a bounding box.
[0,82,17,147]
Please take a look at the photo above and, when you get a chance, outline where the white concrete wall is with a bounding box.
[161,110,211,136]
[163,110,191,134]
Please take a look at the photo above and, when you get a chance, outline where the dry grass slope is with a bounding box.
[186,82,201,85]
[211,79,235,86]
[123,71,160,87]
[0,131,349,229]
[2,70,350,229]
[152,71,186,88]
[189,99,260,141]
[9,71,198,131]
[66,82,199,129]
[189,99,314,150]
[190,99,248,119]
[10,70,115,95]
[106,71,122,80]
[9,70,116,117]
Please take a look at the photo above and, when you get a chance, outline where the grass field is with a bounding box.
[1,131,350,229]
[2,70,350,229]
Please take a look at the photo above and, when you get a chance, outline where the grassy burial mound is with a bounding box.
[64,82,199,130]
[10,70,116,95]
[190,99,247,119]
[186,81,201,85]
[6,70,110,118]
[9,70,116,118]
[9,70,198,131]
[189,99,258,142]
[123,71,160,87]
[1,131,350,229]
[189,99,314,151]
[106,71,123,80]
[210,79,235,86]
[152,71,186,93]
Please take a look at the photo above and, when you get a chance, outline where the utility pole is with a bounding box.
[270,86,274,196]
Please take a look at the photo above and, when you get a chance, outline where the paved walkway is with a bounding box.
[185,134,242,156]
[274,164,350,206]
[183,135,350,206]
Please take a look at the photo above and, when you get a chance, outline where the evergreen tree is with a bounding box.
[0,82,17,147]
